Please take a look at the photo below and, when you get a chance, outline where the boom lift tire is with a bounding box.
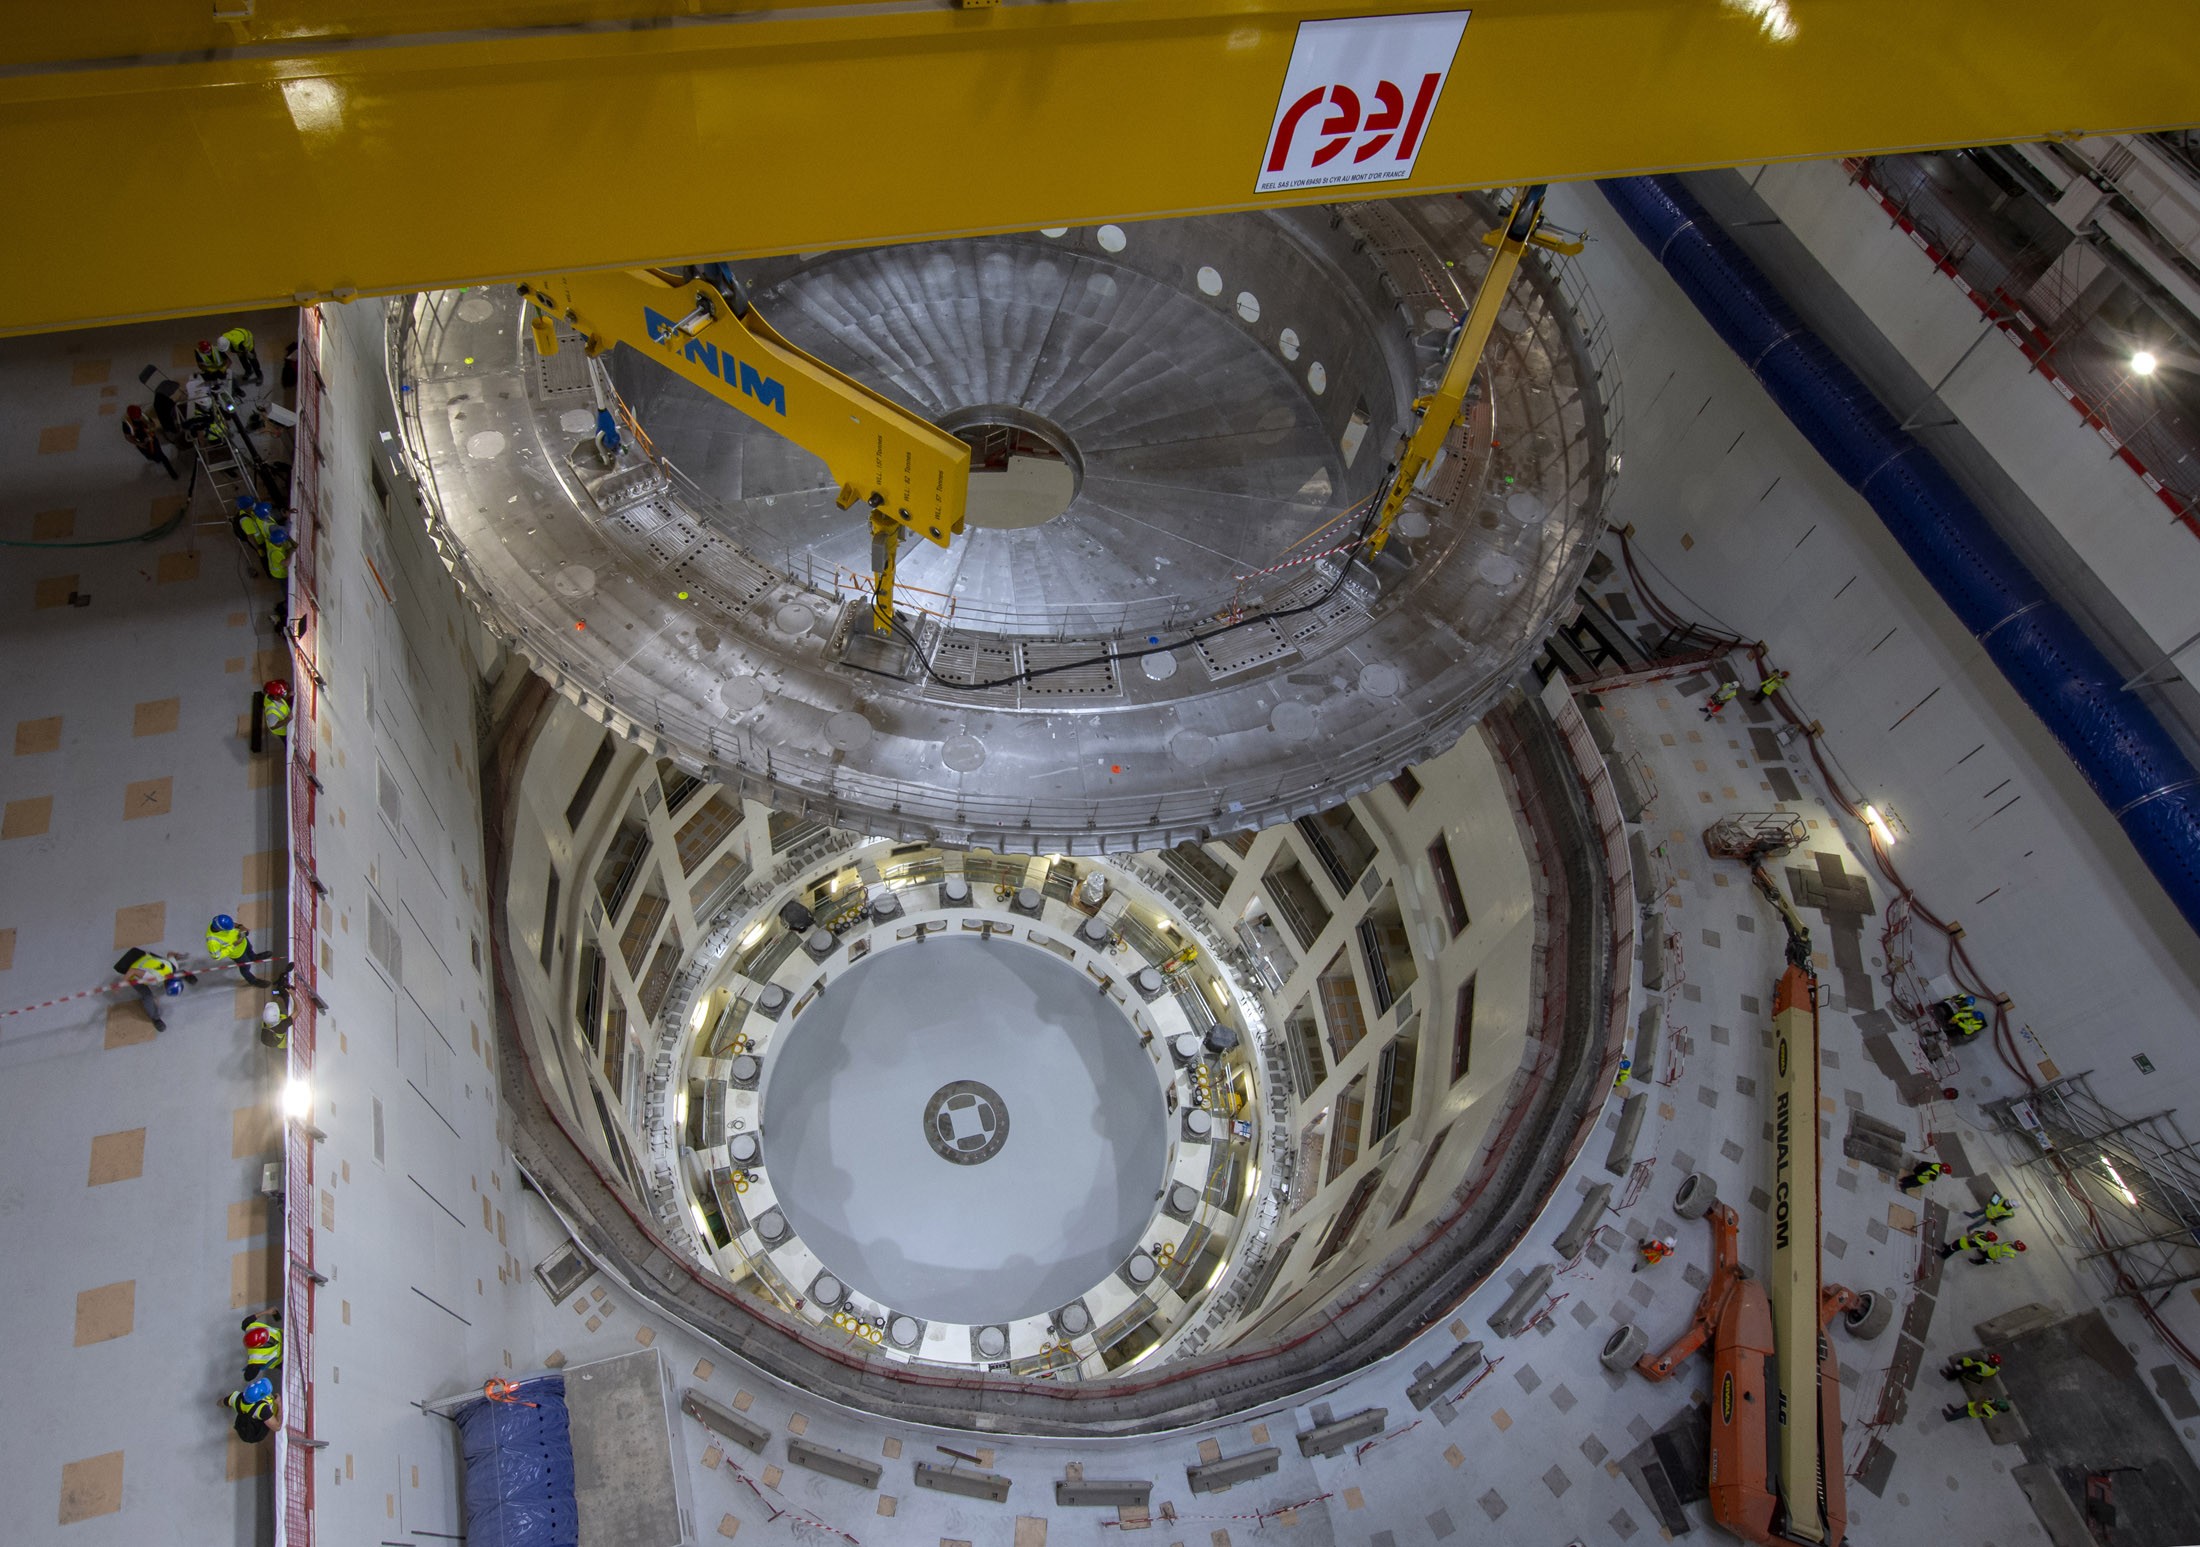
[1601,1324,1651,1372]
[1674,1172,1719,1221]
[1842,1289,1893,1341]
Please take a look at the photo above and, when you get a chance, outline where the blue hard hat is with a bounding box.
[254,501,273,518]
[213,914,236,932]
[242,1376,274,1405]
[235,496,255,512]
[267,525,291,545]
[164,980,183,996]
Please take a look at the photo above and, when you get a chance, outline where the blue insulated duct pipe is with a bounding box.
[1598,175,2200,939]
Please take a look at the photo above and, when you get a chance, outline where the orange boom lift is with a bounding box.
[1633,817,1866,1546]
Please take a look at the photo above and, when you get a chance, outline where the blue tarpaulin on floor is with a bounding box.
[453,1376,579,1547]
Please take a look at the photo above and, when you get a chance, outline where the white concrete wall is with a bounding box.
[1194,728,1540,1333]
[301,300,544,1540]
[1551,175,2200,1140]
[1748,158,2200,697]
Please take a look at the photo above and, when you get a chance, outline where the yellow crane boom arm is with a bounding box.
[1366,185,1580,555]
[519,266,970,551]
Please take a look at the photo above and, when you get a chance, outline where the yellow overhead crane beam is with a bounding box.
[4,1,2200,335]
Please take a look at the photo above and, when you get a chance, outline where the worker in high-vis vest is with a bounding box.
[116,946,196,1032]
[193,338,226,381]
[1942,1397,2012,1423]
[241,1312,284,1376]
[262,680,292,740]
[217,326,263,384]
[1757,669,1790,698]
[262,522,292,582]
[221,1376,279,1443]
[1965,1192,2019,1225]
[1971,1238,2026,1265]
[1938,1230,1999,1260]
[206,913,272,987]
[1899,1160,1944,1194]
[233,498,273,572]
[1701,681,1739,719]
[1942,1352,2003,1383]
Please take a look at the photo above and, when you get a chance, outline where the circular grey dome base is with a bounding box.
[759,937,1169,1324]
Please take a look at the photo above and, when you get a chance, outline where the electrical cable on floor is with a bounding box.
[0,508,188,547]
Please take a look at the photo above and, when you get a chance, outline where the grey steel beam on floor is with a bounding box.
[1407,1340,1486,1411]
[913,1461,1012,1501]
[786,1438,883,1489]
[1054,1477,1153,1508]
[1186,1447,1281,1494]
[1296,1407,1388,1458]
[680,1390,770,1455]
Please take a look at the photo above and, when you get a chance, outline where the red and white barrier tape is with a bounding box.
[0,956,261,1020]
[1233,538,1360,584]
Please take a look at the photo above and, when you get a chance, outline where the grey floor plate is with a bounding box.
[760,937,1170,1323]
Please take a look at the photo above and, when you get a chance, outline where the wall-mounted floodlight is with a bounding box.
[1863,804,1898,849]
[2131,351,2159,376]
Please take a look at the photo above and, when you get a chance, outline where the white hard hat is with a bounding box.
[260,1003,282,1027]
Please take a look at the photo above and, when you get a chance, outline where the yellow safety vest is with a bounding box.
[264,698,291,737]
[1981,1242,2018,1262]
[220,327,255,353]
[208,926,249,961]
[243,1325,284,1367]
[265,540,290,580]
[196,344,224,372]
[130,952,176,981]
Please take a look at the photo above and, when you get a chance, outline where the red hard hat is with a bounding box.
[1981,1231,1998,1242]
[244,1327,275,1349]
[198,339,213,350]
[2013,1241,2027,1252]
[264,680,290,699]
[1988,1353,2003,1365]
[126,403,143,419]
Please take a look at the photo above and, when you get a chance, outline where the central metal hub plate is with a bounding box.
[924,1079,1011,1165]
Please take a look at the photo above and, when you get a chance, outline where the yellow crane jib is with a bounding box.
[1364,185,1584,557]
[515,265,971,630]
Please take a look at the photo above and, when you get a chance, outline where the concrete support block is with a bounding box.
[1186,1448,1281,1495]
[913,1461,1011,1502]
[1406,1340,1485,1410]
[1628,832,1656,907]
[1632,1003,1662,1072]
[1296,1407,1388,1458]
[1605,1092,1648,1176]
[786,1439,882,1490]
[1488,1264,1554,1338]
[1554,1183,1613,1260]
[1055,1477,1153,1509]
[1609,753,1650,823]
[1639,911,1666,990]
[681,1390,771,1455]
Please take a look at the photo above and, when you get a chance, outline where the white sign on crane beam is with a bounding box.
[1255,10,1472,194]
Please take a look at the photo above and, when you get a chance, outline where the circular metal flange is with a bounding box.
[922,1080,1012,1166]
[394,198,1610,852]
